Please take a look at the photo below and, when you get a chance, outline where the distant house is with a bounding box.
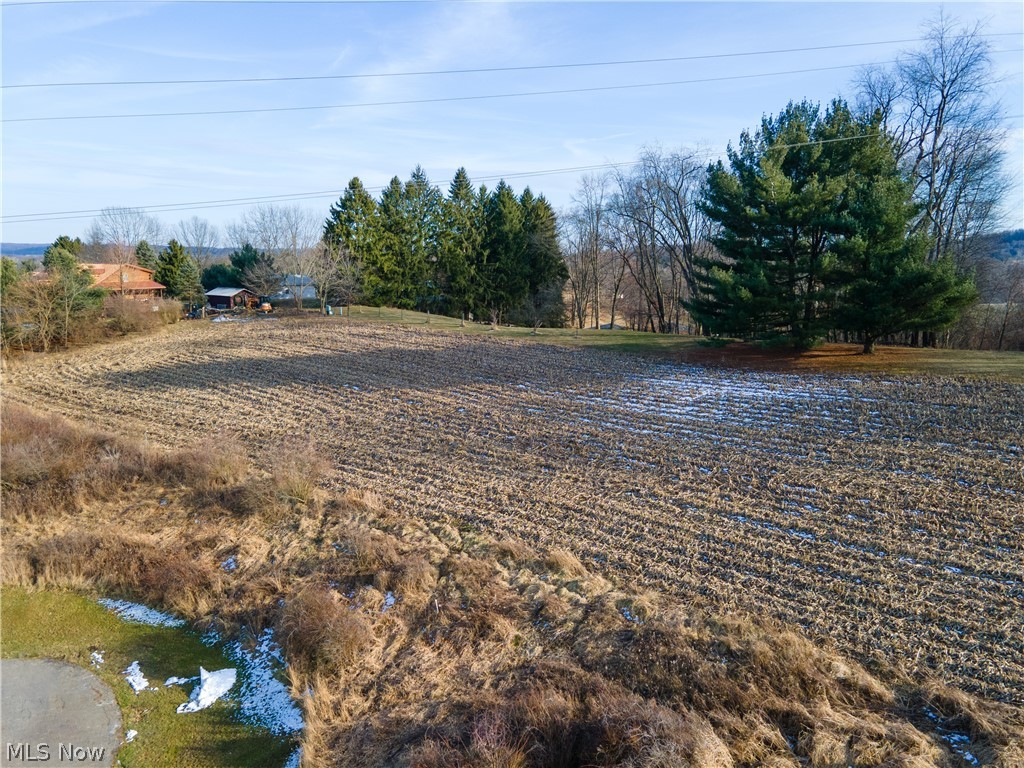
[82,263,165,299]
[205,286,256,310]
[270,274,316,304]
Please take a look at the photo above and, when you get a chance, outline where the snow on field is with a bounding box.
[90,651,104,667]
[98,599,185,628]
[177,667,238,714]
[123,661,154,693]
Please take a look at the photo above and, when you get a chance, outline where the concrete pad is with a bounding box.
[1,659,121,767]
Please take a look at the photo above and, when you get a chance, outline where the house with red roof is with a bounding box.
[81,263,165,298]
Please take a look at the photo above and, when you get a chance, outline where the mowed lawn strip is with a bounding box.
[338,304,1024,379]
[0,587,294,768]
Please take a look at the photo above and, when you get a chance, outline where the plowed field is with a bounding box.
[5,318,1022,703]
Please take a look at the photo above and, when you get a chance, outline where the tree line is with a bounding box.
[323,167,566,327]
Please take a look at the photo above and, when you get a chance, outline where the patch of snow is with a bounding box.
[98,599,185,628]
[283,748,302,768]
[164,675,197,687]
[90,651,104,667]
[382,591,396,612]
[124,661,154,693]
[177,667,237,714]
[221,556,238,572]
[621,607,642,624]
[125,730,138,744]
[222,629,304,735]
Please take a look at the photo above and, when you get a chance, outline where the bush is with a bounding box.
[104,296,180,335]
[277,585,372,671]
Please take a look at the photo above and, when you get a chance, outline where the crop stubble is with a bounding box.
[4,319,1022,703]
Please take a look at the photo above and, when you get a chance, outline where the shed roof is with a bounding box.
[205,287,251,297]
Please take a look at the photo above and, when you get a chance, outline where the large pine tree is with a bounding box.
[691,99,977,352]
[155,239,202,301]
[481,181,528,323]
[440,168,483,317]
[831,164,976,352]
[517,189,567,327]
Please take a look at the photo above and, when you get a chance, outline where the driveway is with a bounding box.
[1,659,121,767]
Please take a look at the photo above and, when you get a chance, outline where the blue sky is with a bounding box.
[2,0,1022,245]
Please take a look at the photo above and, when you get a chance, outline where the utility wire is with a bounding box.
[7,47,1020,124]
[9,121,1024,224]
[0,61,891,123]
[0,37,979,90]
[1,135,894,224]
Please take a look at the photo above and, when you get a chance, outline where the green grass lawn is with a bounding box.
[1,587,295,768]
[336,304,710,354]
[304,304,1024,379]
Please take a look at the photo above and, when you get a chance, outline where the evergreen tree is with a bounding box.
[135,239,159,271]
[831,169,976,352]
[404,166,444,311]
[1,257,21,296]
[201,263,241,290]
[43,235,85,273]
[693,101,874,348]
[439,168,483,317]
[372,176,410,307]
[155,239,203,300]
[229,242,272,274]
[517,189,567,327]
[324,177,380,263]
[692,100,977,351]
[481,181,528,322]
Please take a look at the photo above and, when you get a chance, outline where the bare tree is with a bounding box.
[602,148,712,334]
[997,261,1024,351]
[561,207,599,330]
[309,241,361,314]
[278,207,324,309]
[230,204,321,307]
[241,259,283,300]
[174,216,221,271]
[85,206,162,292]
[857,12,1007,266]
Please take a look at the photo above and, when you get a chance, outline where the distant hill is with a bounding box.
[0,243,48,258]
[972,229,1024,262]
[0,244,238,260]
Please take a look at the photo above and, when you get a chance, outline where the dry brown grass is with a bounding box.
[104,295,181,335]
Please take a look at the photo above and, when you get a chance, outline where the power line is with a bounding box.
[7,47,1020,124]
[2,162,639,223]
[1,135,893,224]
[0,61,891,124]
[10,121,1024,224]
[0,37,957,90]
